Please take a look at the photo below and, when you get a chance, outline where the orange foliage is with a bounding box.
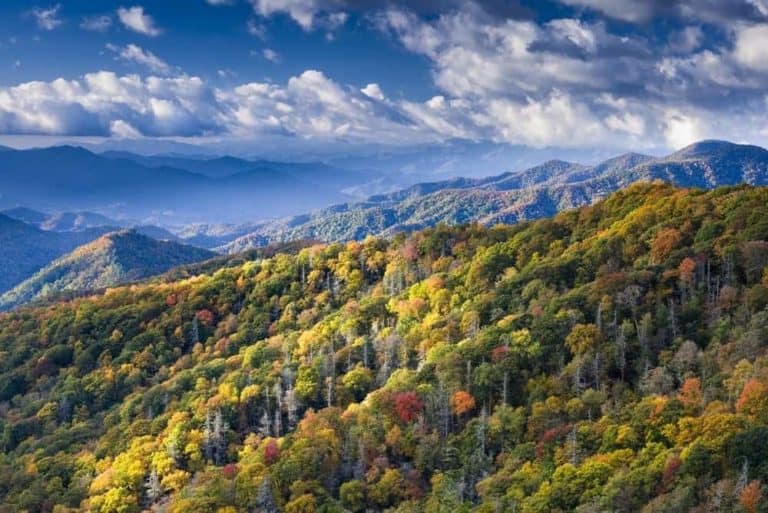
[678,377,703,410]
[678,257,696,285]
[740,480,762,513]
[650,228,682,263]
[736,379,768,418]
[451,390,476,416]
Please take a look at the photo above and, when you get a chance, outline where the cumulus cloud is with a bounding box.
[117,6,162,36]
[0,70,430,145]
[0,72,219,137]
[31,4,64,30]
[4,2,768,151]
[375,5,768,149]
[80,15,112,32]
[249,0,348,31]
[107,44,170,74]
[733,23,768,72]
[559,0,768,24]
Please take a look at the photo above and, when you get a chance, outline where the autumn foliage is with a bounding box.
[451,390,476,416]
[393,391,424,423]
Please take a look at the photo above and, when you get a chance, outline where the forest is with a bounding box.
[1,181,768,512]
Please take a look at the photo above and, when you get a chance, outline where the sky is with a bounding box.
[0,0,767,155]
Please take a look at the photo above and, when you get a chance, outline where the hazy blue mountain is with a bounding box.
[2,207,131,231]
[0,146,361,223]
[100,151,261,178]
[222,140,768,252]
[0,207,49,225]
[0,230,216,310]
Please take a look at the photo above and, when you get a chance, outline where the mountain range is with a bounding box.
[222,140,768,252]
[0,145,378,224]
[1,139,767,309]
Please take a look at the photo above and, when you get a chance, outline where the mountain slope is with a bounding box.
[223,140,768,251]
[0,214,113,293]
[0,230,215,310]
[1,184,768,512]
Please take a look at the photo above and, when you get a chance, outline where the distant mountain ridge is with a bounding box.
[222,140,768,252]
[0,230,215,310]
[0,145,374,223]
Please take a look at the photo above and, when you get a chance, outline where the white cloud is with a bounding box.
[107,43,170,74]
[4,2,768,151]
[361,83,385,101]
[80,15,112,32]
[117,6,161,37]
[734,24,768,72]
[374,6,768,149]
[663,111,709,149]
[110,119,142,138]
[249,0,347,31]
[559,0,656,22]
[262,48,281,62]
[31,4,64,30]
[0,72,219,137]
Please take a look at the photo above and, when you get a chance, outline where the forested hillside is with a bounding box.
[0,231,215,311]
[2,182,768,512]
[223,141,768,252]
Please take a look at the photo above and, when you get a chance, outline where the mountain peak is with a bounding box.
[669,140,767,160]
[0,230,215,310]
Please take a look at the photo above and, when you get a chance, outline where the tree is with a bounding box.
[451,391,476,416]
[340,480,366,513]
[254,476,279,513]
[740,480,762,513]
[145,468,162,505]
[203,409,229,465]
[393,391,424,424]
[565,324,602,357]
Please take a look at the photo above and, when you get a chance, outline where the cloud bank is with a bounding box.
[5,1,768,150]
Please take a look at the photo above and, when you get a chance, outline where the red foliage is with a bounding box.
[196,309,215,326]
[221,463,238,479]
[166,293,178,306]
[264,438,280,465]
[393,391,424,423]
[491,345,510,363]
[535,424,572,459]
[658,456,682,493]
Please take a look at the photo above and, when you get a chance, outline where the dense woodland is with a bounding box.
[2,182,768,512]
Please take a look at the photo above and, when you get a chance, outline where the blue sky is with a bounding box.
[0,0,767,154]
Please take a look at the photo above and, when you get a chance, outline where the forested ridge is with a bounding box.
[2,182,768,512]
